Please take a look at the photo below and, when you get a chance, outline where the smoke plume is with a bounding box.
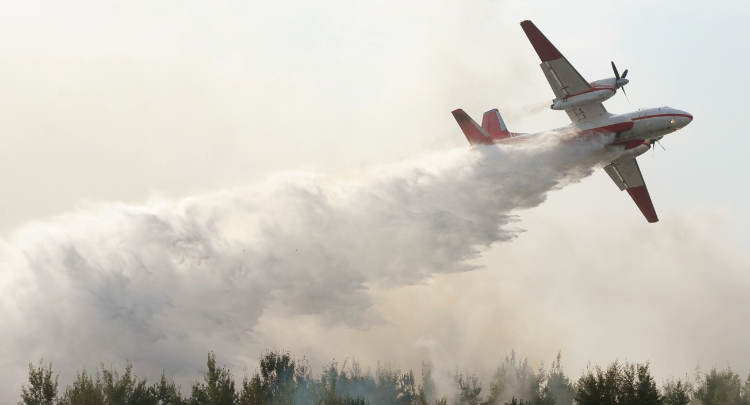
[0,133,615,400]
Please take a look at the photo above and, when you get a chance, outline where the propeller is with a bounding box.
[611,61,630,103]
[649,136,665,158]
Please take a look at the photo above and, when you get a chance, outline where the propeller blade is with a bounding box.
[611,61,621,80]
[622,86,630,104]
[621,69,628,79]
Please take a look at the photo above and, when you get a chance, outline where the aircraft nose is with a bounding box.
[675,111,693,129]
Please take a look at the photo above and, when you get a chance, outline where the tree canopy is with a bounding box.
[17,351,749,405]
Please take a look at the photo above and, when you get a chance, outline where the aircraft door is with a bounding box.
[638,108,648,118]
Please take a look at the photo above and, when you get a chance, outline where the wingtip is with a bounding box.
[627,186,659,224]
[520,20,563,62]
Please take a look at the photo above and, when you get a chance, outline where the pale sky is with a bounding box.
[1,0,749,401]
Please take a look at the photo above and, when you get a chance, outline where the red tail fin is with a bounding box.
[481,109,511,141]
[452,109,493,145]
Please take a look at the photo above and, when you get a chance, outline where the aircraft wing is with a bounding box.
[604,158,659,223]
[520,20,608,123]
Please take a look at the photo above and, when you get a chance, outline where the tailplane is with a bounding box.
[452,109,493,145]
[481,109,512,140]
[452,108,514,146]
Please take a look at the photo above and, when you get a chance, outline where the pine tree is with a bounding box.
[634,363,662,405]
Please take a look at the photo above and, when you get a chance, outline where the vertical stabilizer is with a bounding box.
[452,109,493,145]
[481,109,511,141]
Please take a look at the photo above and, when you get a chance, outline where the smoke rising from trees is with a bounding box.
[19,350,750,405]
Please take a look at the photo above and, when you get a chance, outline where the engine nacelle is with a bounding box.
[613,141,650,162]
[551,88,615,110]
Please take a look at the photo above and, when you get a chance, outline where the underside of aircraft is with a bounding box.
[452,20,693,223]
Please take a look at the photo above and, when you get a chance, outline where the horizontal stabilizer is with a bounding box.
[452,109,493,146]
[481,109,512,141]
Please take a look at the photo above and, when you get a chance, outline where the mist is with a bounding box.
[0,134,616,401]
[3,1,750,403]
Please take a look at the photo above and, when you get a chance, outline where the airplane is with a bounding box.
[451,20,692,223]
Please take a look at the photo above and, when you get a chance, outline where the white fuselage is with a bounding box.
[513,106,693,161]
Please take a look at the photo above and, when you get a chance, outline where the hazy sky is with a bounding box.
[1,0,749,401]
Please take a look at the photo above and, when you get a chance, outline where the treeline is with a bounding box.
[18,350,750,405]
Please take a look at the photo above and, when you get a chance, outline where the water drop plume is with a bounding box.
[0,132,616,399]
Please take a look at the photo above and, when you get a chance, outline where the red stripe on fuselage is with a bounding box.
[562,85,615,99]
[620,139,647,149]
[632,113,693,121]
[577,121,634,136]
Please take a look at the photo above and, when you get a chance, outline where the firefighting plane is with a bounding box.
[452,20,692,223]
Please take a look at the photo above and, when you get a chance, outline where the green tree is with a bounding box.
[457,373,481,405]
[293,357,314,405]
[375,362,400,405]
[419,363,436,405]
[189,352,236,405]
[396,371,418,405]
[238,374,263,405]
[543,353,574,405]
[151,372,185,405]
[575,362,619,405]
[484,351,545,405]
[126,379,153,405]
[61,369,105,405]
[20,358,59,405]
[694,367,749,405]
[258,350,296,405]
[575,361,662,405]
[318,364,341,405]
[634,363,662,405]
[101,363,138,405]
[661,377,691,405]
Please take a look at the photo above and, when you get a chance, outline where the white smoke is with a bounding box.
[0,133,616,399]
